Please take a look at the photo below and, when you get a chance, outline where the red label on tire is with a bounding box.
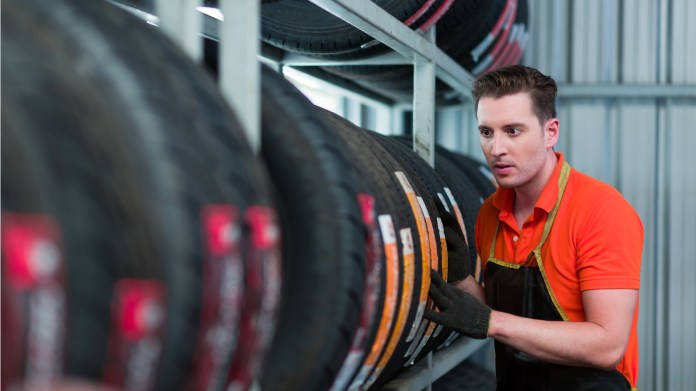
[103,279,165,391]
[1,212,66,389]
[225,206,281,390]
[191,205,244,391]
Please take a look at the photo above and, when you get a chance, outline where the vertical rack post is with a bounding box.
[157,0,203,62]
[219,0,261,153]
[412,27,436,168]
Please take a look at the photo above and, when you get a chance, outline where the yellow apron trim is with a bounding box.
[487,257,521,270]
[488,221,500,260]
[533,161,571,321]
[534,250,569,321]
[538,161,571,246]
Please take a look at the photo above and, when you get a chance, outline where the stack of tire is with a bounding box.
[258,64,496,390]
[261,0,528,103]
[2,1,498,391]
[2,1,280,390]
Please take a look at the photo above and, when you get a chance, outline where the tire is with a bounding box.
[319,110,435,391]
[385,138,488,364]
[472,0,529,75]
[3,3,171,385]
[435,147,496,202]
[383,138,482,276]
[259,65,365,391]
[315,0,524,103]
[361,135,449,388]
[261,0,443,59]
[437,0,508,72]
[3,2,279,390]
[1,96,63,388]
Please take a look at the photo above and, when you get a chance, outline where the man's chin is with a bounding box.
[494,177,519,189]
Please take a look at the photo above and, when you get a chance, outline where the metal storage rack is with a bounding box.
[195,0,477,167]
[153,0,488,389]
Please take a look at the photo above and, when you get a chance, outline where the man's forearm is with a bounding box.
[488,311,626,370]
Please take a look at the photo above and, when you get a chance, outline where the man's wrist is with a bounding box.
[453,278,468,290]
[487,310,497,338]
[487,310,510,339]
[454,276,487,302]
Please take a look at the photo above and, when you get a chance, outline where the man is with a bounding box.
[425,65,643,390]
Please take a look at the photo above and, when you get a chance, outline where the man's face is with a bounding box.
[477,92,557,190]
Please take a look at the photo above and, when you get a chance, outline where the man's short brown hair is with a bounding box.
[471,65,558,125]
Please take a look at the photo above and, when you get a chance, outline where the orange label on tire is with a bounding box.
[432,217,448,339]
[444,187,481,281]
[402,196,446,359]
[350,214,399,389]
[364,228,415,388]
[443,187,468,245]
[394,172,430,316]
[436,217,448,281]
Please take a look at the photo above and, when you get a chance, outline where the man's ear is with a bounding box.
[545,118,560,148]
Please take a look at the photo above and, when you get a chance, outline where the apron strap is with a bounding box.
[536,161,571,251]
[532,161,572,320]
[489,222,500,260]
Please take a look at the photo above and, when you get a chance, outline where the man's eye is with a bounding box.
[507,128,521,135]
[480,129,492,137]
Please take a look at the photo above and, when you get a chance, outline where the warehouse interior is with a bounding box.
[2,0,695,390]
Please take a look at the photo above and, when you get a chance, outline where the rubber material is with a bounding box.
[320,111,433,391]
[259,65,365,391]
[3,2,277,390]
[261,0,442,59]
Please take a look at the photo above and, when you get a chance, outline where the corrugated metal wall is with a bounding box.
[437,1,696,389]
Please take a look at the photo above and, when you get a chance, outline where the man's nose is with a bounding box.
[490,132,507,156]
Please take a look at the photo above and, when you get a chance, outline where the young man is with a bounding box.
[425,65,643,390]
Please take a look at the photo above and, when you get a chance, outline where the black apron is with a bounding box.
[483,162,632,391]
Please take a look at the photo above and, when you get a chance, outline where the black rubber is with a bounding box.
[260,0,528,103]
[437,0,508,72]
[435,147,496,202]
[261,0,440,59]
[432,149,485,267]
[383,138,482,276]
[1,88,61,388]
[3,2,277,390]
[368,134,444,267]
[0,102,54,215]
[355,133,474,389]
[259,65,365,391]
[317,0,523,103]
[384,138,492,365]
[319,111,434,391]
[2,0,170,384]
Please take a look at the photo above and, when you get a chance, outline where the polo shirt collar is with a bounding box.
[492,152,566,220]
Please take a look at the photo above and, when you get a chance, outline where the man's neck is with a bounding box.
[513,152,558,227]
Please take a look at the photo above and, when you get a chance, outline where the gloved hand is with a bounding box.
[424,269,491,339]
[434,198,470,283]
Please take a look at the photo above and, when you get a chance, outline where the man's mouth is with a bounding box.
[492,162,514,175]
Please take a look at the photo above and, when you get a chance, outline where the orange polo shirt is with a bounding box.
[475,153,643,387]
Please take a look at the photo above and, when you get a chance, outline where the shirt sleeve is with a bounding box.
[575,191,644,291]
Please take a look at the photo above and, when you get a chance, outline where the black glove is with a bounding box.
[434,198,470,283]
[424,269,491,339]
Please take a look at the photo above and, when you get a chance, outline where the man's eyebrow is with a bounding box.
[477,122,526,130]
[503,122,526,128]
